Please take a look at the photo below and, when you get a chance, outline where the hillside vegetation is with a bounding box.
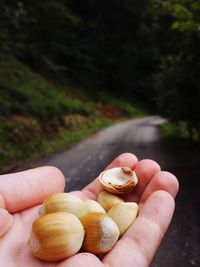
[0,55,145,172]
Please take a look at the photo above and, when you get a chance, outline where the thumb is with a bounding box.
[0,208,13,237]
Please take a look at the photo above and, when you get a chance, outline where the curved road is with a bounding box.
[35,116,199,267]
[38,116,167,191]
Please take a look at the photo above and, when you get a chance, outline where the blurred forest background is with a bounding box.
[0,0,200,171]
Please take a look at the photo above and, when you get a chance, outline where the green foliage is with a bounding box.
[0,117,44,169]
[0,55,92,120]
[152,0,200,136]
[160,121,199,142]
[111,100,147,117]
[170,1,200,31]
[87,91,147,117]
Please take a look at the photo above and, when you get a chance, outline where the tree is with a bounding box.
[152,0,200,136]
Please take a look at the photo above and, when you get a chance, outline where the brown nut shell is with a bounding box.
[97,191,124,212]
[80,212,119,254]
[39,193,86,218]
[98,167,138,195]
[108,202,139,236]
[83,199,106,214]
[29,212,85,261]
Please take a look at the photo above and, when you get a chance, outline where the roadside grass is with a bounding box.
[62,87,148,117]
[42,116,111,154]
[160,121,199,143]
[111,99,147,117]
[0,116,111,173]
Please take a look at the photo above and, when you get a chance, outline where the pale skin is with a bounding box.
[0,153,179,267]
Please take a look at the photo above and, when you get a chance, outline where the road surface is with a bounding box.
[35,116,200,267]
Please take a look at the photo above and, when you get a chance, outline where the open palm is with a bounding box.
[0,153,179,267]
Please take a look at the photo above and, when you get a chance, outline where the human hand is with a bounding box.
[0,153,179,267]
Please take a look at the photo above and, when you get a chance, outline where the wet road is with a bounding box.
[36,116,200,267]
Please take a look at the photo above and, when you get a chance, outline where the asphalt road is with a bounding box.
[35,116,200,267]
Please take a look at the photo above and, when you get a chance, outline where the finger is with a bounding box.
[82,153,138,199]
[125,159,161,202]
[0,166,65,213]
[58,253,104,267]
[140,171,179,204]
[103,190,175,267]
[0,208,13,237]
[105,153,138,171]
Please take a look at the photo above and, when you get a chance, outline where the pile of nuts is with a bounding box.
[29,166,139,262]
